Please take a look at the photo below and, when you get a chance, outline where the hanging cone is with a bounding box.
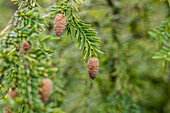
[22,41,32,52]
[8,90,18,99]
[40,78,53,103]
[6,106,12,113]
[54,14,67,37]
[87,57,99,80]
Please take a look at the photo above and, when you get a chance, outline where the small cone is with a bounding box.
[87,57,99,79]
[6,90,15,113]
[2,58,5,62]
[40,78,53,103]
[8,90,18,99]
[54,14,67,36]
[22,41,32,52]
[6,106,12,113]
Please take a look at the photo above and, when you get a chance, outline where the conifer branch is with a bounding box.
[149,18,170,68]
[50,0,103,61]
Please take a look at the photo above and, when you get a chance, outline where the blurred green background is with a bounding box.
[0,0,170,113]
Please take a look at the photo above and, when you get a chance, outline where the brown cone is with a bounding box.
[6,91,16,113]
[87,57,99,80]
[6,106,12,113]
[22,41,32,52]
[8,90,18,99]
[40,78,53,103]
[54,14,67,37]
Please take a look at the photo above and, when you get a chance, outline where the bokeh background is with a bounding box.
[0,0,170,113]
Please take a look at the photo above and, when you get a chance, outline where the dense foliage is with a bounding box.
[0,0,169,113]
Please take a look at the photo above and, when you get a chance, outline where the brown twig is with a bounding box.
[0,10,19,36]
[0,20,12,36]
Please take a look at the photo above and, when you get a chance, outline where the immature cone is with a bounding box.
[87,57,99,80]
[22,41,32,52]
[8,90,18,99]
[40,78,53,103]
[54,14,67,36]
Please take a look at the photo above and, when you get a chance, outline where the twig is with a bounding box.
[0,10,19,36]
[0,20,12,36]
[106,0,113,7]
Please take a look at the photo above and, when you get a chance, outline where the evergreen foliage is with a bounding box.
[0,0,169,113]
[149,18,170,68]
[50,0,103,61]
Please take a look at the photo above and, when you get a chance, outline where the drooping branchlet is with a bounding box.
[54,14,67,36]
[87,57,99,80]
